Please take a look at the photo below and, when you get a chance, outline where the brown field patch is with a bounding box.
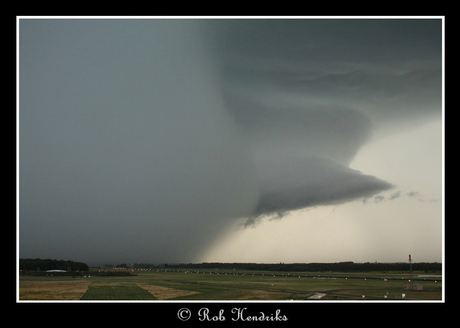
[138,284,200,300]
[235,289,299,300]
[19,280,91,300]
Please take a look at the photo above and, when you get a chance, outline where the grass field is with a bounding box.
[19,280,91,300]
[19,268,443,301]
[80,282,157,300]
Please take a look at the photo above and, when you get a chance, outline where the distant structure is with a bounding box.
[409,254,414,281]
[404,254,424,291]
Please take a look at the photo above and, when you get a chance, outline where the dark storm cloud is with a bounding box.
[389,191,401,200]
[206,18,440,224]
[207,19,442,130]
[406,191,438,203]
[19,19,259,264]
[19,18,442,264]
[254,157,392,214]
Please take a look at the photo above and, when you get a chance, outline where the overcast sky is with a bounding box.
[18,17,443,265]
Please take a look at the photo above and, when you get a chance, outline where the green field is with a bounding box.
[19,268,443,301]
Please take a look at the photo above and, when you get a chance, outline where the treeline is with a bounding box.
[19,258,89,272]
[166,261,442,273]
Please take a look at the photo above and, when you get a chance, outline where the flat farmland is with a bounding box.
[80,282,156,300]
[19,280,91,300]
[18,269,442,301]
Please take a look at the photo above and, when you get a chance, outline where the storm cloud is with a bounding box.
[19,18,442,264]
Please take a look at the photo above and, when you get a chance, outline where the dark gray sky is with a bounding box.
[19,18,443,265]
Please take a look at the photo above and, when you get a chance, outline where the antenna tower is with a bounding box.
[403,254,423,291]
[408,254,414,285]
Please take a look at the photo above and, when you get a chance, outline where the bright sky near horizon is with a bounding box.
[18,17,443,265]
[201,119,443,263]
